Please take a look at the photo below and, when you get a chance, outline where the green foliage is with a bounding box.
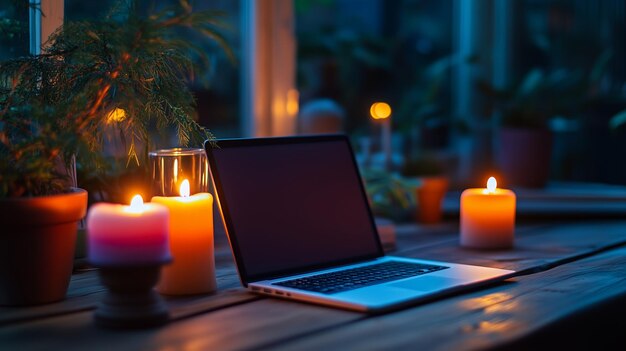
[396,56,456,133]
[609,109,626,130]
[0,105,74,197]
[486,68,584,129]
[361,169,416,221]
[480,50,613,129]
[296,13,391,124]
[0,0,232,198]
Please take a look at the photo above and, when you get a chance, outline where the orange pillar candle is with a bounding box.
[460,177,516,249]
[152,179,216,295]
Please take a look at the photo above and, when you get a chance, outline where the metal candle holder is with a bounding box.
[93,259,170,329]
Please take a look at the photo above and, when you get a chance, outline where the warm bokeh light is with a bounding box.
[487,177,497,193]
[106,108,126,124]
[286,89,299,116]
[370,102,392,120]
[128,194,144,213]
[173,159,179,183]
[180,179,190,197]
[460,293,512,310]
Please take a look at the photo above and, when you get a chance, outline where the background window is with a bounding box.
[296,0,453,154]
[0,0,29,60]
[296,0,626,188]
[516,0,626,184]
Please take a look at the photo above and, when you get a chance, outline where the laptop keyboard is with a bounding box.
[273,261,449,295]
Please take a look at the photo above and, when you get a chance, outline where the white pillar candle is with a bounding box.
[460,177,516,249]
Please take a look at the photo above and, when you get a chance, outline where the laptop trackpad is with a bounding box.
[391,276,466,292]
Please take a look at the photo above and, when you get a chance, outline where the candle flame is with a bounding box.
[129,194,144,212]
[180,179,190,197]
[370,102,391,120]
[487,177,497,193]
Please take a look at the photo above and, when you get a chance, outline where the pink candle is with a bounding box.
[87,195,171,265]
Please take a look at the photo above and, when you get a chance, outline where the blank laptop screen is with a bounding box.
[209,137,382,282]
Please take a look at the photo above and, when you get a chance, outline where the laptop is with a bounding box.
[204,134,514,312]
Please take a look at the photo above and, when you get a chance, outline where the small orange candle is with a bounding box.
[152,179,216,295]
[416,177,449,224]
[460,177,516,249]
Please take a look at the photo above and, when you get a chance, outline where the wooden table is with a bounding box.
[3,218,626,350]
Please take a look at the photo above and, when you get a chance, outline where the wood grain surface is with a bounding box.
[2,220,626,350]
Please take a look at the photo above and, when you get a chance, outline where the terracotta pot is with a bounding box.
[0,188,88,306]
[497,128,553,188]
[415,176,449,224]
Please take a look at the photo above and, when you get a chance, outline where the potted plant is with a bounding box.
[481,49,611,188]
[0,1,231,305]
[481,68,586,188]
[401,154,448,224]
[0,98,90,306]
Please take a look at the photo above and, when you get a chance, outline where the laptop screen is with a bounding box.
[207,136,383,283]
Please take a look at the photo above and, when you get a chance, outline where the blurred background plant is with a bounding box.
[480,50,613,130]
[296,3,391,133]
[401,153,446,178]
[395,55,458,154]
[361,168,416,221]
